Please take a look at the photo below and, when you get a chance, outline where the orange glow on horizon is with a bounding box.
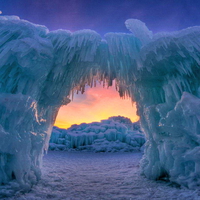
[55,83,139,129]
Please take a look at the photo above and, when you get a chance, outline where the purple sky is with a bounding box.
[1,0,200,35]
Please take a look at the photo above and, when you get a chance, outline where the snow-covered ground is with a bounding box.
[5,151,200,200]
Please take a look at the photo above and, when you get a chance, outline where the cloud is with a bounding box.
[72,91,98,106]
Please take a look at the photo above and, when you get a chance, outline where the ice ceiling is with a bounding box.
[0,16,200,193]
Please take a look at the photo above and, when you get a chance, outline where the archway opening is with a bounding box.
[49,79,144,152]
[55,80,139,129]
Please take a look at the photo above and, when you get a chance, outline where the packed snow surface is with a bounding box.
[3,151,200,200]
[49,116,145,152]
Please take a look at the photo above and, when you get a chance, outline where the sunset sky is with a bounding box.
[1,0,200,128]
[55,83,139,128]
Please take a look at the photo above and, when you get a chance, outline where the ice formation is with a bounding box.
[0,15,200,194]
[49,117,145,152]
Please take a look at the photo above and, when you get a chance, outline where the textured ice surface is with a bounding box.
[0,15,200,192]
[49,117,145,152]
[0,95,45,194]
[141,92,200,188]
[108,116,135,130]
[125,19,152,45]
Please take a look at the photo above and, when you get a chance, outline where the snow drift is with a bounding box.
[0,15,200,194]
[49,117,145,152]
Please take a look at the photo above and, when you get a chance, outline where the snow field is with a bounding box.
[5,151,200,200]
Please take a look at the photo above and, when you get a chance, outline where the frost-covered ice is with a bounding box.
[4,151,200,200]
[49,116,145,152]
[0,15,200,192]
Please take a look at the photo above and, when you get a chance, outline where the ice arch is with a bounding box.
[0,16,200,193]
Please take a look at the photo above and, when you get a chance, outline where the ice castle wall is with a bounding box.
[49,118,145,152]
[0,16,200,194]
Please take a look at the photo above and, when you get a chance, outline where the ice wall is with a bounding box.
[0,17,55,195]
[0,16,141,195]
[0,15,200,194]
[130,26,200,188]
[49,117,145,152]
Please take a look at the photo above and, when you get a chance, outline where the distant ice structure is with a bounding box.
[49,117,145,152]
[108,116,134,130]
[0,15,200,195]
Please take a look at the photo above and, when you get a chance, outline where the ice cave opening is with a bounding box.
[49,80,144,152]
[54,80,139,129]
[0,15,200,195]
